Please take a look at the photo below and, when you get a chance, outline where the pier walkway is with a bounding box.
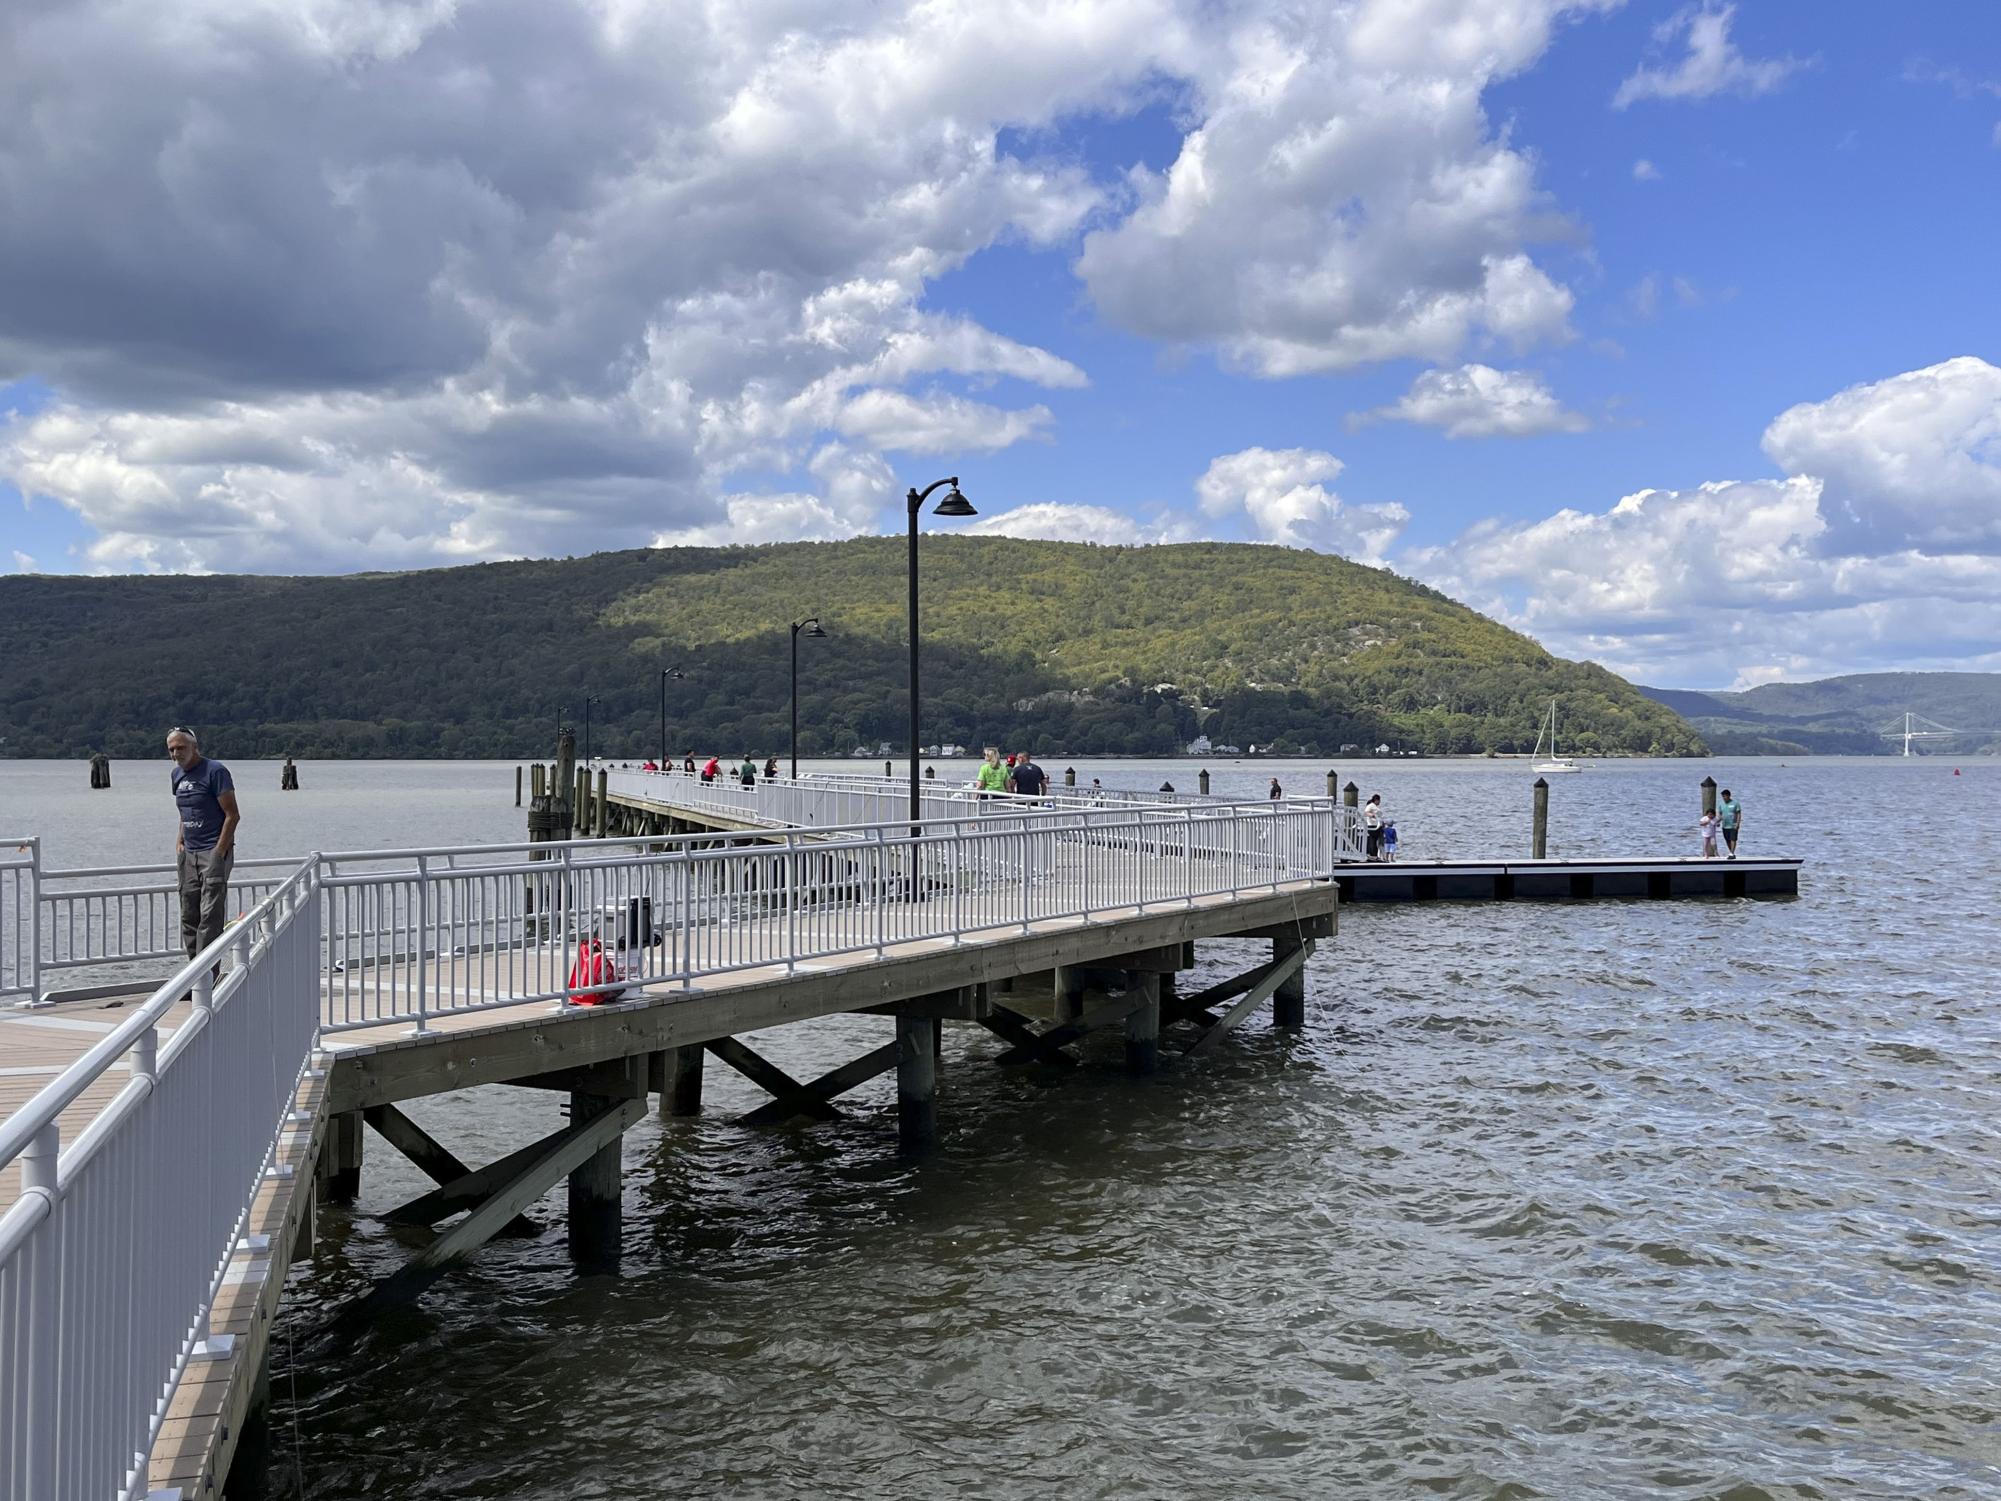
[1,792,1346,1500]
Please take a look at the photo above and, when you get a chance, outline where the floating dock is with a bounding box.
[1335,855,1800,902]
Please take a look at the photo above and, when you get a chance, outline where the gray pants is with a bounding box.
[177,846,234,962]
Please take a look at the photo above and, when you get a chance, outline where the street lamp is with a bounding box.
[583,694,602,765]
[790,619,828,779]
[658,667,684,769]
[906,477,977,832]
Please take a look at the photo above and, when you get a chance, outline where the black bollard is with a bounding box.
[1198,767,1210,795]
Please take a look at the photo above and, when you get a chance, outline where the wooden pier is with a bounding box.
[1335,854,1800,902]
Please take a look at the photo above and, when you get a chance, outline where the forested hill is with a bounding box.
[1640,672,2001,755]
[1,539,1704,759]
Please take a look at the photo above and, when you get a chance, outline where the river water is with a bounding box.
[5,756,1997,1498]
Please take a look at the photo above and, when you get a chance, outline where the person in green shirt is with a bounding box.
[975,746,1008,798]
[1717,789,1743,858]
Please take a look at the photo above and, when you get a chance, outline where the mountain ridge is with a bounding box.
[1637,672,2001,755]
[1,538,1706,760]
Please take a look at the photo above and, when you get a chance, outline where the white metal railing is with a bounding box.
[314,799,1344,1034]
[0,858,322,1501]
[1,838,37,1005]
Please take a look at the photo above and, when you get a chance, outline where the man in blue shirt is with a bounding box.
[167,727,241,970]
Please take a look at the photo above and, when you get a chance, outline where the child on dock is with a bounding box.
[1698,809,1718,858]
[1381,821,1398,861]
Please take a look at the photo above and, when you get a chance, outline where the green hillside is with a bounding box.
[1,538,1705,760]
[1639,673,2001,755]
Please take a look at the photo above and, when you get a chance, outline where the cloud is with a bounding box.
[1403,358,2001,684]
[1074,1,1600,377]
[0,0,1624,571]
[1353,364,1589,439]
[1633,158,1662,180]
[1195,447,1408,561]
[10,551,35,573]
[964,503,1198,546]
[1761,356,2001,553]
[1614,4,1808,109]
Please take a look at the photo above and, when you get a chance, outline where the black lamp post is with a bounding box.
[658,667,683,768]
[790,619,827,779]
[583,694,601,765]
[906,477,977,832]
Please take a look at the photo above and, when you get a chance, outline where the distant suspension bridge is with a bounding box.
[1881,711,2001,756]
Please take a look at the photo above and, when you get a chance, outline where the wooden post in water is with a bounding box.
[515,766,523,807]
[1532,776,1549,859]
[324,1110,364,1202]
[896,1013,938,1150]
[594,768,610,837]
[1125,971,1161,1075]
[566,1095,624,1273]
[280,756,299,790]
[1326,769,1337,798]
[1197,767,1210,795]
[649,1045,705,1118]
[1701,775,1717,819]
[1065,766,1076,787]
[1052,964,1085,1023]
[1272,934,1306,1029]
[88,752,111,789]
[1343,780,1359,812]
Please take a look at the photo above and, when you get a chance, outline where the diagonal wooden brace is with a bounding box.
[976,1004,1079,1068]
[350,1096,646,1318]
[738,1039,902,1126]
[367,1102,541,1236]
[989,995,1146,1066]
[705,1035,844,1122]
[1166,956,1287,1023]
[1184,941,1313,1058]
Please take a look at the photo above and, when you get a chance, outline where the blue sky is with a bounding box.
[3,1,1998,687]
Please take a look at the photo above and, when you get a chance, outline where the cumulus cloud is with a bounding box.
[1404,358,2001,684]
[0,0,1618,572]
[1353,364,1589,439]
[964,503,1199,546]
[1633,158,1662,180]
[1196,448,1408,561]
[1614,4,1808,109]
[10,551,34,573]
[1073,1,1598,377]
[1762,356,2001,553]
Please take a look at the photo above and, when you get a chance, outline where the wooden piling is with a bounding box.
[897,1012,938,1150]
[1326,770,1337,798]
[1198,768,1210,795]
[594,768,610,837]
[1052,964,1085,1023]
[1124,972,1161,1074]
[1701,775,1717,819]
[566,1094,624,1273]
[1343,780,1359,812]
[515,766,523,807]
[88,752,111,789]
[1532,776,1549,859]
[649,1044,705,1118]
[324,1110,364,1202]
[1065,766,1076,787]
[1271,935,1306,1028]
[280,756,299,791]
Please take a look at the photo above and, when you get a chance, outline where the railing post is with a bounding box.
[875,827,888,956]
[678,848,694,991]
[1019,819,1031,933]
[26,834,42,1005]
[410,854,431,1034]
[1183,808,1195,907]
[785,832,798,974]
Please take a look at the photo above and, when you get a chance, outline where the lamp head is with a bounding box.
[933,485,976,517]
[802,620,829,639]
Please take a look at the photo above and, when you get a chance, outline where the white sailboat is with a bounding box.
[1530,698,1583,774]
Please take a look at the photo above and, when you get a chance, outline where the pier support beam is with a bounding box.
[1124,971,1160,1076]
[322,1109,363,1203]
[650,1044,706,1118]
[567,1091,624,1273]
[897,1012,938,1151]
[1271,934,1307,1029]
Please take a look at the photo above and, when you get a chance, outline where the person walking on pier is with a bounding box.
[1363,793,1384,860]
[764,755,778,781]
[1268,776,1283,800]
[976,747,1008,799]
[683,754,696,775]
[1007,750,1046,799]
[167,727,240,971]
[701,755,720,783]
[738,754,757,788]
[1717,788,1743,858]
